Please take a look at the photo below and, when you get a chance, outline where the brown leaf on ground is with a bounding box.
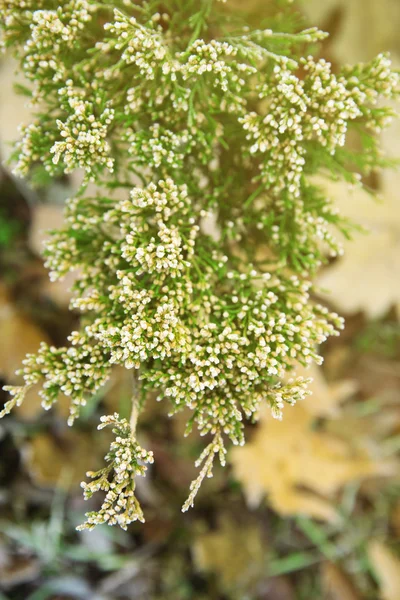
[0,284,71,419]
[295,364,357,418]
[368,541,400,600]
[192,515,266,591]
[25,428,108,489]
[256,577,296,600]
[300,0,400,62]
[316,178,400,318]
[28,203,65,257]
[0,284,49,383]
[326,394,400,453]
[29,203,76,308]
[322,562,362,600]
[390,501,400,540]
[15,383,70,420]
[0,555,41,590]
[352,356,400,400]
[231,367,394,521]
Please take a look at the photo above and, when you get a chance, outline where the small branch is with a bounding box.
[129,369,141,435]
[182,431,226,512]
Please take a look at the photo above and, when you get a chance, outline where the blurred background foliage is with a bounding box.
[0,1,400,598]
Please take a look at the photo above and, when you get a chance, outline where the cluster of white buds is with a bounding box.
[14,121,44,178]
[93,286,192,369]
[23,10,66,82]
[102,9,168,80]
[50,84,115,178]
[0,0,46,48]
[183,40,244,93]
[148,272,343,446]
[119,180,198,276]
[4,337,111,426]
[78,414,154,530]
[19,2,93,88]
[253,184,349,272]
[266,376,312,421]
[345,52,399,101]
[241,57,364,199]
[242,54,399,204]
[125,124,193,171]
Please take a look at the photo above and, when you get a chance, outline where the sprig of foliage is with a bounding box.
[77,413,154,530]
[0,0,398,529]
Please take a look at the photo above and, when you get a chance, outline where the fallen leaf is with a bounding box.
[322,562,362,600]
[231,367,393,521]
[25,428,108,489]
[0,284,70,419]
[368,541,400,600]
[16,383,70,420]
[316,174,400,317]
[300,0,400,63]
[29,202,76,308]
[257,577,296,600]
[295,364,357,418]
[0,284,49,383]
[0,555,41,590]
[192,515,265,591]
[390,501,400,540]
[0,57,33,162]
[326,391,400,451]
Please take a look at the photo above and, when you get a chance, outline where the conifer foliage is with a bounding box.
[0,0,398,529]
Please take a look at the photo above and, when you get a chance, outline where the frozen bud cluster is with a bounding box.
[0,0,398,529]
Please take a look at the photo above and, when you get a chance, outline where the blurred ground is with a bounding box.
[0,1,400,599]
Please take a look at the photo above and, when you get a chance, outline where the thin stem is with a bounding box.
[129,369,141,435]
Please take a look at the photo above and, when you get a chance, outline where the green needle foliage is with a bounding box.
[0,0,398,530]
